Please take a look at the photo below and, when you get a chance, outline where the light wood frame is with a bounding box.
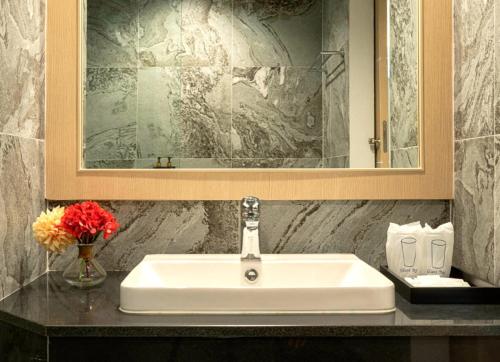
[46,0,453,201]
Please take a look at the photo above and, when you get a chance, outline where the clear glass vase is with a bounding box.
[63,244,107,288]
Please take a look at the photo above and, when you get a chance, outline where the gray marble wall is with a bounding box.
[48,200,450,271]
[454,0,498,285]
[389,0,419,168]
[0,0,46,299]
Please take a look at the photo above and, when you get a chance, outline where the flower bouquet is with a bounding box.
[33,201,119,288]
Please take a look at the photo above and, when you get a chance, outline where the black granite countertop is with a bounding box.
[1,272,500,338]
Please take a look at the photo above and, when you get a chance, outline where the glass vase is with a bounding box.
[63,244,107,288]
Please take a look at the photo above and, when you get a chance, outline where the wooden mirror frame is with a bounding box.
[46,0,452,201]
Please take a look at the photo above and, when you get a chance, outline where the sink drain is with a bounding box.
[244,268,259,282]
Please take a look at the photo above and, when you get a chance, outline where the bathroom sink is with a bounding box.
[120,254,395,315]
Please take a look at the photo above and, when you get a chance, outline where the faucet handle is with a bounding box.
[241,196,260,220]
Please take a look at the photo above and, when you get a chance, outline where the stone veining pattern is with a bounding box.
[49,201,240,271]
[232,66,322,159]
[0,0,46,300]
[85,68,138,161]
[0,136,46,299]
[0,0,45,139]
[390,0,419,167]
[453,0,500,285]
[454,138,495,283]
[48,200,449,272]
[454,0,494,140]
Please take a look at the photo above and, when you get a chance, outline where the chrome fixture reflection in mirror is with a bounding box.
[81,0,420,170]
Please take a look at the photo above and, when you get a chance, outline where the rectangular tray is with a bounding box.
[380,265,500,304]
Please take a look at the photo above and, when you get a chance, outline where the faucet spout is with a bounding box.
[240,196,261,261]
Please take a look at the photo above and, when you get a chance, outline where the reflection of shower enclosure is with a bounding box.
[431,239,446,269]
[320,0,350,168]
[308,48,348,168]
[401,237,417,267]
[319,0,376,169]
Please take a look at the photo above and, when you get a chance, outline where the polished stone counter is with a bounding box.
[1,272,500,338]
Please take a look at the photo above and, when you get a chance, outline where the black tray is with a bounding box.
[380,265,500,304]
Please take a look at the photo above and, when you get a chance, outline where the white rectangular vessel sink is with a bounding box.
[120,254,395,315]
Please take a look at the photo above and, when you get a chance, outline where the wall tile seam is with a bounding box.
[391,146,419,150]
[0,132,45,143]
[454,131,498,141]
[454,134,498,143]
[0,272,47,302]
[454,128,499,139]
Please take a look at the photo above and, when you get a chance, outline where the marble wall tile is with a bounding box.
[259,200,450,268]
[232,66,322,159]
[137,67,181,158]
[231,158,322,168]
[494,136,500,285]
[454,137,495,283]
[49,201,239,271]
[0,135,46,299]
[138,0,182,67]
[180,0,232,67]
[496,0,500,133]
[180,66,231,158]
[389,0,419,150]
[391,147,419,169]
[454,0,494,140]
[85,68,138,160]
[0,0,45,139]
[232,0,322,67]
[87,0,138,67]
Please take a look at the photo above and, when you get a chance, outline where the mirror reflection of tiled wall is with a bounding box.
[84,0,418,169]
[84,0,349,169]
[389,0,419,168]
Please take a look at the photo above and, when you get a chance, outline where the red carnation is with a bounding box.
[59,201,119,244]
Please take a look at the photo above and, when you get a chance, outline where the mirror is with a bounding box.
[81,0,420,170]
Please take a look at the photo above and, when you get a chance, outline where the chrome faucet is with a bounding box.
[240,196,261,261]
